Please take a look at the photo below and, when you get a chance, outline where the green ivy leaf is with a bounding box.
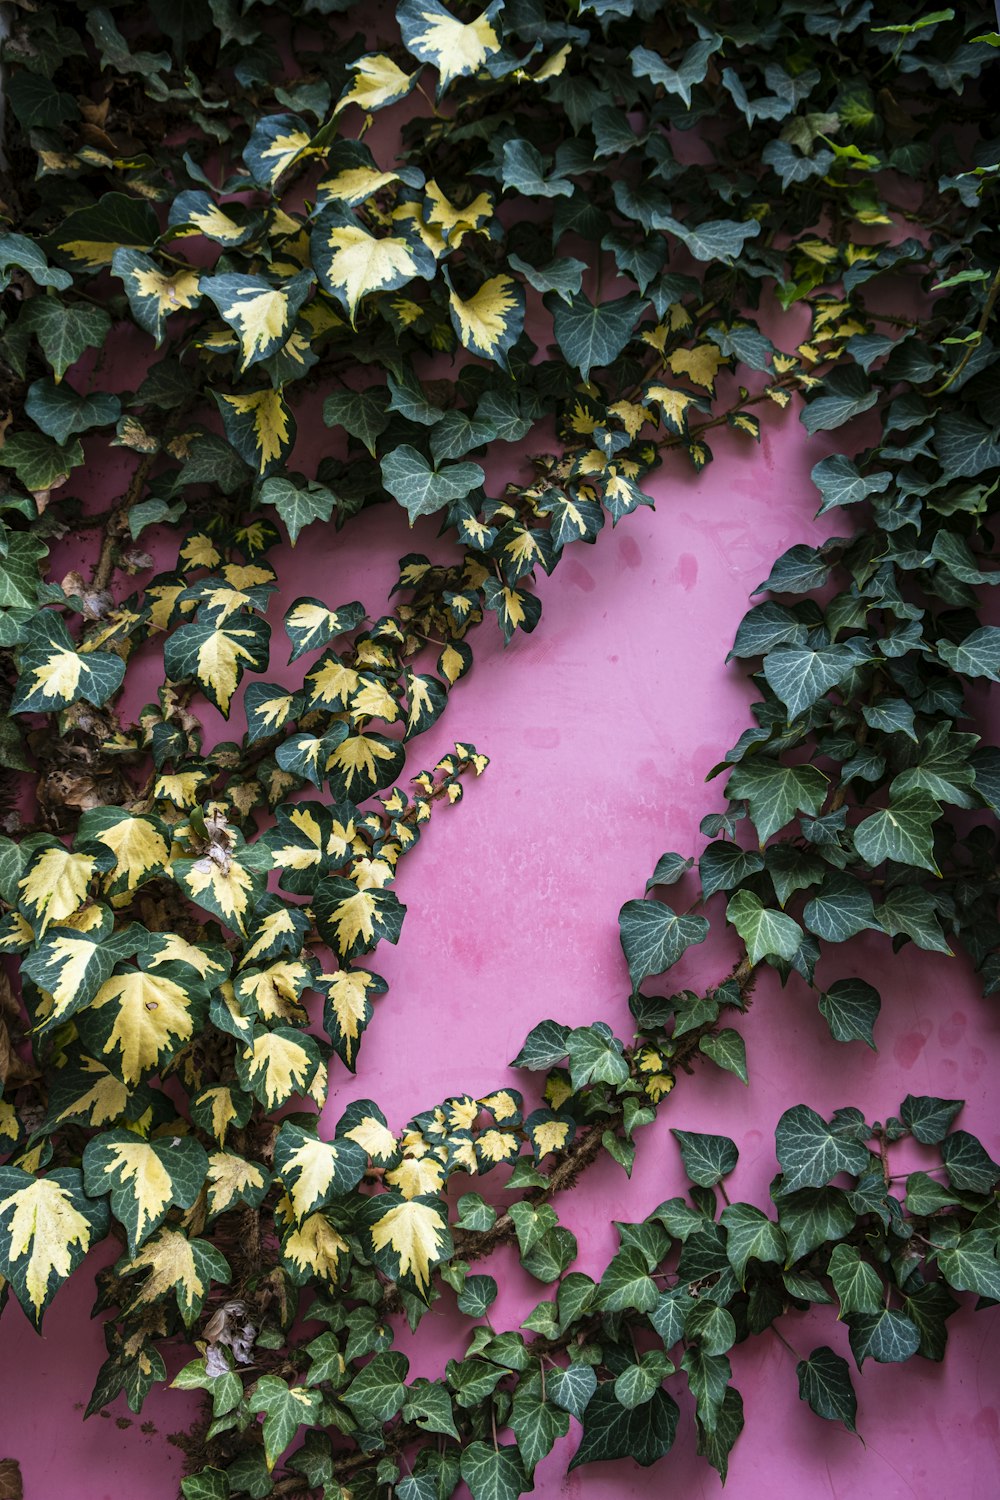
[774,1106,871,1193]
[459,1441,532,1500]
[381,445,485,523]
[570,1384,679,1469]
[818,979,881,1048]
[547,292,642,381]
[726,890,802,964]
[847,1309,921,1367]
[796,1347,857,1432]
[671,1129,738,1188]
[618,898,709,989]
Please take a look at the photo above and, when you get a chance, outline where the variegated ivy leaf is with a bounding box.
[235,958,315,1027]
[11,611,125,714]
[275,723,350,789]
[284,597,366,662]
[42,1046,151,1133]
[235,1025,326,1111]
[243,112,316,188]
[273,1122,368,1220]
[21,922,139,1032]
[316,138,403,208]
[205,1151,271,1219]
[144,932,232,984]
[163,612,271,717]
[337,1098,398,1163]
[17,844,106,936]
[77,807,171,896]
[447,274,525,368]
[210,981,255,1047]
[314,877,406,962]
[361,1191,452,1299]
[264,800,357,895]
[240,897,310,968]
[325,730,407,802]
[310,207,435,325]
[0,1167,109,1327]
[525,1109,576,1161]
[118,1227,231,1326]
[167,190,259,248]
[190,1084,254,1147]
[180,572,277,622]
[214,389,296,477]
[49,191,159,271]
[398,0,502,95]
[173,843,269,937]
[281,1210,350,1287]
[202,270,313,372]
[82,1130,209,1255]
[245,684,304,751]
[403,672,448,739]
[335,52,421,115]
[76,959,210,1087]
[111,249,202,346]
[482,578,542,645]
[316,967,388,1070]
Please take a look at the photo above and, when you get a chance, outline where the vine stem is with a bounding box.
[926,265,1000,397]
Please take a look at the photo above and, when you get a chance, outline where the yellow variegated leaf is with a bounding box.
[307,656,360,707]
[47,1055,132,1129]
[646,384,695,435]
[19,848,96,935]
[146,935,228,979]
[668,344,726,391]
[424,181,493,245]
[313,222,421,324]
[385,1156,444,1199]
[237,1028,322,1110]
[315,884,403,960]
[282,1212,348,1285]
[241,908,301,968]
[216,390,295,476]
[335,53,419,115]
[86,970,196,1085]
[206,1153,268,1217]
[89,814,169,893]
[477,1129,519,1164]
[480,1090,519,1122]
[344,1114,398,1163]
[238,961,311,1025]
[0,1168,107,1327]
[123,1226,221,1324]
[179,858,256,934]
[319,164,400,204]
[532,1119,571,1155]
[98,1140,173,1242]
[401,0,501,92]
[448,274,523,365]
[192,1085,244,1145]
[366,1194,451,1296]
[153,770,208,807]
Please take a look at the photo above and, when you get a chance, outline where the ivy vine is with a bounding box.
[0,2,998,1497]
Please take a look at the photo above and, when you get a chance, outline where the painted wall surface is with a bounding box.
[2,400,999,1499]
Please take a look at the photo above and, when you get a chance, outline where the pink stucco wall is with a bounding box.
[1,395,998,1498]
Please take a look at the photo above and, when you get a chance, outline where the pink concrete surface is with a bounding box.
[2,399,999,1498]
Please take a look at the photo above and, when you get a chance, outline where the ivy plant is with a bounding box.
[0,0,998,1496]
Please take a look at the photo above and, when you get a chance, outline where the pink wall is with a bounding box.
[2,401,998,1497]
